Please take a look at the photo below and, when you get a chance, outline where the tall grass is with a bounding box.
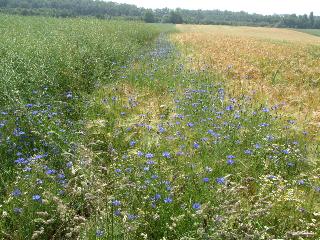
[0,14,166,239]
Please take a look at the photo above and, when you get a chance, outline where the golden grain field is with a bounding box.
[173,25,320,138]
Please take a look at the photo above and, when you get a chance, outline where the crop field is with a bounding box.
[173,25,320,138]
[299,29,320,37]
[0,14,319,240]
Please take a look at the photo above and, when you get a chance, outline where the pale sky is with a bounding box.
[113,0,320,15]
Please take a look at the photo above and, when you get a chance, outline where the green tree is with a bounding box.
[309,12,315,28]
[144,10,155,23]
[163,10,183,24]
[0,0,8,7]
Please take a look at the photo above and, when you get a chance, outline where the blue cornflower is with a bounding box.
[288,120,296,124]
[112,200,121,206]
[0,121,6,128]
[216,177,225,185]
[57,173,65,179]
[12,189,22,197]
[96,230,104,238]
[244,150,253,155]
[193,142,200,149]
[162,151,171,159]
[259,123,270,127]
[137,151,144,157]
[266,135,274,141]
[115,169,121,173]
[34,154,44,160]
[227,159,235,165]
[297,180,305,185]
[66,92,73,99]
[164,197,173,203]
[32,195,42,202]
[13,128,25,137]
[176,151,184,156]
[146,160,155,165]
[36,179,43,185]
[255,143,261,149]
[282,149,289,154]
[192,203,201,210]
[66,161,73,168]
[208,129,220,137]
[145,153,154,159]
[127,214,137,221]
[46,169,56,175]
[158,126,165,133]
[176,114,184,119]
[225,105,233,111]
[154,193,161,201]
[24,166,32,172]
[13,208,22,214]
[287,162,295,167]
[187,122,194,127]
[26,103,33,108]
[267,175,276,180]
[114,209,121,216]
[227,155,235,159]
[203,177,209,183]
[262,107,269,112]
[129,140,136,147]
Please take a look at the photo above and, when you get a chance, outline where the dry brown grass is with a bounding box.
[173,24,320,137]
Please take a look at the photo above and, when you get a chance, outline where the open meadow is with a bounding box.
[0,14,319,240]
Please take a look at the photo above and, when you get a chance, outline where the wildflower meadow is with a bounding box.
[0,13,319,240]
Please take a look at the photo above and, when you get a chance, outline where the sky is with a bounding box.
[112,0,320,15]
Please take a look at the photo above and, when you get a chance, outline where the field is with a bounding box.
[299,29,320,37]
[0,14,319,240]
[174,25,320,139]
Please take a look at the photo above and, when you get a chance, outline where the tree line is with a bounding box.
[0,0,319,29]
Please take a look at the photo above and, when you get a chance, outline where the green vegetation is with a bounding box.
[1,0,320,28]
[0,14,169,239]
[298,29,320,37]
[0,13,319,240]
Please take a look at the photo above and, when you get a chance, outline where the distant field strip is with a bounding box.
[177,25,320,43]
[298,29,320,37]
[173,25,320,137]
